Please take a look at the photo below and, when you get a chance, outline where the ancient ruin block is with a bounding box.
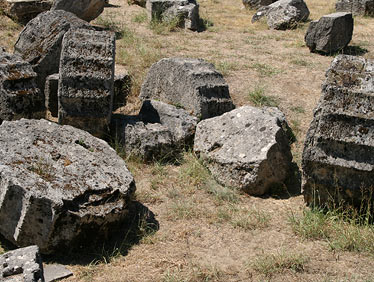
[51,0,106,22]
[45,73,59,119]
[0,119,135,254]
[0,0,52,24]
[113,72,131,112]
[140,58,235,120]
[303,55,374,209]
[305,12,353,54]
[0,52,43,123]
[336,0,374,16]
[194,106,293,196]
[58,28,115,137]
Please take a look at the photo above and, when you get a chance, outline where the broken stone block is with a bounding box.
[194,106,293,196]
[336,0,374,16]
[58,28,115,137]
[303,55,374,209]
[0,245,44,282]
[140,58,235,120]
[0,119,136,254]
[146,0,200,31]
[51,0,106,22]
[305,12,353,54]
[0,52,43,124]
[0,0,52,25]
[113,72,131,112]
[43,264,73,282]
[44,73,59,119]
[242,0,277,9]
[139,99,198,147]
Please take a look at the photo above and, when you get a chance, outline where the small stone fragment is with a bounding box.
[43,264,73,282]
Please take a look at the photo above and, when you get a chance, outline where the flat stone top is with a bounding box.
[158,57,219,76]
[0,119,134,203]
[323,12,352,18]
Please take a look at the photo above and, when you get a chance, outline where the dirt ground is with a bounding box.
[1,0,374,281]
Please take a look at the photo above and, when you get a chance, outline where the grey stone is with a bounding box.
[58,28,115,137]
[139,99,198,147]
[44,74,59,119]
[305,12,353,54]
[302,55,374,209]
[140,58,235,120]
[43,264,72,282]
[113,72,131,112]
[252,0,310,30]
[0,245,44,282]
[14,10,93,101]
[51,0,106,22]
[146,0,200,31]
[336,0,374,16]
[0,52,44,124]
[194,106,293,196]
[243,0,277,9]
[0,0,52,25]
[0,119,136,254]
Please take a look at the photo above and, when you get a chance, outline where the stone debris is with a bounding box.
[0,119,135,254]
[140,57,235,120]
[113,72,131,112]
[58,28,115,137]
[305,12,353,54]
[303,55,374,209]
[336,0,374,16]
[243,0,277,9]
[51,0,106,22]
[194,106,293,196]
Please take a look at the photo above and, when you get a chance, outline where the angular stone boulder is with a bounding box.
[146,0,200,31]
[303,55,374,209]
[113,72,131,112]
[0,245,44,282]
[336,0,374,16]
[305,12,353,54]
[252,0,310,30]
[243,0,277,9]
[194,106,293,196]
[0,0,52,25]
[58,28,115,137]
[0,119,136,254]
[140,58,235,120]
[139,99,198,147]
[0,52,44,124]
[51,0,106,22]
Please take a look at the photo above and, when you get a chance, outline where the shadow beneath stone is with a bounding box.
[0,234,18,254]
[197,18,213,32]
[104,3,121,7]
[342,45,369,56]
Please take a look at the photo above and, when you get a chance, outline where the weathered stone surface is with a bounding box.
[336,0,374,16]
[51,0,106,22]
[14,10,93,100]
[305,12,353,54]
[0,0,52,25]
[113,72,131,112]
[139,99,198,147]
[44,73,59,119]
[252,0,310,30]
[140,58,235,120]
[43,264,72,282]
[0,245,44,282]
[302,55,374,209]
[146,0,200,31]
[0,119,136,254]
[58,28,115,137]
[243,0,277,9]
[0,52,43,124]
[194,106,293,196]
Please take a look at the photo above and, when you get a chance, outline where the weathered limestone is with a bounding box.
[44,73,59,119]
[43,264,73,282]
[113,72,131,112]
[0,245,44,282]
[252,0,310,30]
[146,0,200,31]
[0,0,52,24]
[336,0,374,16]
[243,0,277,9]
[305,12,353,54]
[0,119,136,254]
[194,106,293,196]
[303,55,374,209]
[140,58,235,120]
[51,0,106,22]
[0,52,43,124]
[58,28,115,137]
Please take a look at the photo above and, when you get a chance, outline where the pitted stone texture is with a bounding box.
[194,106,293,196]
[45,73,59,119]
[113,72,131,112]
[58,28,115,137]
[336,0,374,16]
[140,100,198,147]
[0,246,44,282]
[51,0,106,22]
[140,58,235,120]
[243,0,277,9]
[0,52,43,124]
[14,10,93,99]
[0,119,135,254]
[0,0,52,24]
[305,12,353,54]
[303,55,374,209]
[252,0,310,30]
[146,0,200,31]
